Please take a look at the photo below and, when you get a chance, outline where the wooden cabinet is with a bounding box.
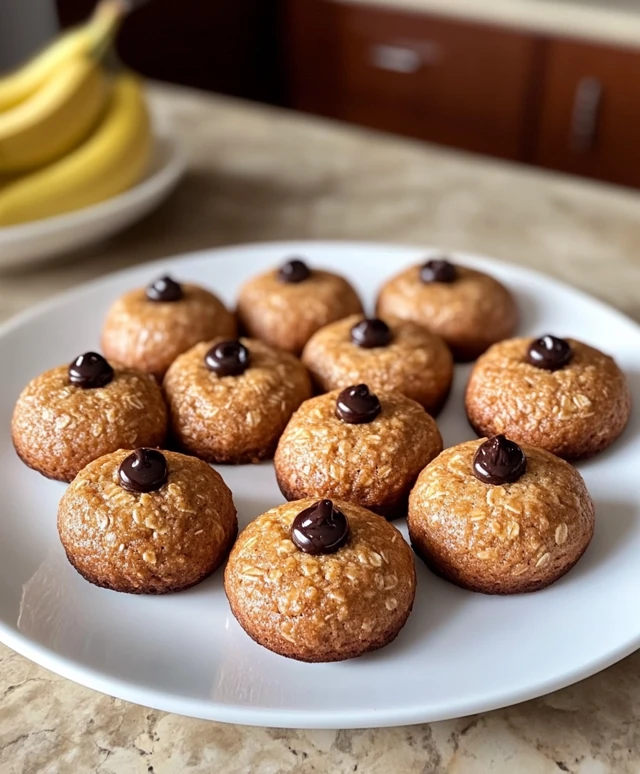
[339,5,542,160]
[285,0,344,118]
[534,39,640,188]
[286,0,542,160]
[58,0,640,188]
[57,0,284,104]
[286,0,640,188]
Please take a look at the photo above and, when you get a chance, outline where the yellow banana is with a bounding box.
[0,1,124,113]
[0,74,151,226]
[0,56,112,173]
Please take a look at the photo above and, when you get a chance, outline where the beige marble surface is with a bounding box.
[341,0,640,47]
[2,83,640,773]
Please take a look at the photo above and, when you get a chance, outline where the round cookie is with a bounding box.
[301,315,453,415]
[102,275,236,379]
[58,448,237,594]
[224,498,416,661]
[408,436,595,594]
[12,352,167,482]
[465,335,632,460]
[236,258,364,355]
[376,257,518,361]
[163,337,312,464]
[275,386,443,518]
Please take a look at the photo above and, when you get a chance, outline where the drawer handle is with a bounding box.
[570,76,602,153]
[369,42,440,74]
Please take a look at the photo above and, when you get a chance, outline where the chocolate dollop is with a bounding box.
[291,499,350,555]
[472,435,527,485]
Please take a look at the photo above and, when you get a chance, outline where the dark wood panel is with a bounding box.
[535,39,640,187]
[57,0,285,104]
[283,0,343,117]
[336,4,541,159]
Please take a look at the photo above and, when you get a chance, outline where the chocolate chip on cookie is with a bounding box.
[278,258,312,284]
[145,275,184,303]
[420,258,457,284]
[526,334,573,371]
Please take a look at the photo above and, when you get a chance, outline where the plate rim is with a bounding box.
[1,618,637,728]
[1,240,639,728]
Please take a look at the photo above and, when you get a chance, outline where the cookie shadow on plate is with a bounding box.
[233,492,284,530]
[559,498,636,584]
[351,560,471,665]
[513,285,541,333]
[575,368,640,469]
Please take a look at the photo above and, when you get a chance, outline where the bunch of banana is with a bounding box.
[0,1,153,227]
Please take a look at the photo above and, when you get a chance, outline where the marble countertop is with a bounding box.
[2,83,640,773]
[340,0,640,48]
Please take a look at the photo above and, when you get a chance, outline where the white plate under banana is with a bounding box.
[0,129,185,269]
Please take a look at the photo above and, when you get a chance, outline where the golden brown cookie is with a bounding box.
[12,352,167,482]
[301,314,453,415]
[376,258,517,361]
[58,448,237,594]
[236,258,363,355]
[465,335,632,460]
[163,337,312,464]
[408,437,595,594]
[275,386,443,518]
[102,275,236,379]
[224,498,416,661]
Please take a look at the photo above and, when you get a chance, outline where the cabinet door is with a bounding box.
[535,39,640,187]
[338,5,540,159]
[284,0,345,117]
[286,1,542,160]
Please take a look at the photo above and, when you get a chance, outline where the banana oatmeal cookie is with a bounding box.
[376,257,517,361]
[275,386,443,518]
[236,258,363,355]
[465,335,631,459]
[408,436,595,594]
[224,498,416,661]
[12,352,167,482]
[301,314,453,414]
[102,275,236,379]
[163,337,312,464]
[58,448,237,594]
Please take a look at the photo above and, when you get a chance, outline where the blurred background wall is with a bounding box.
[0,0,59,70]
[2,0,638,189]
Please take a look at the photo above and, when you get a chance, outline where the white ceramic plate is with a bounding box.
[0,135,185,270]
[1,242,639,729]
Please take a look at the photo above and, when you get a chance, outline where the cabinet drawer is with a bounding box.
[337,4,540,159]
[535,40,640,187]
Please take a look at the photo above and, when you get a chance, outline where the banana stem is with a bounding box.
[87,1,127,62]
[93,0,149,19]
[92,0,128,22]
